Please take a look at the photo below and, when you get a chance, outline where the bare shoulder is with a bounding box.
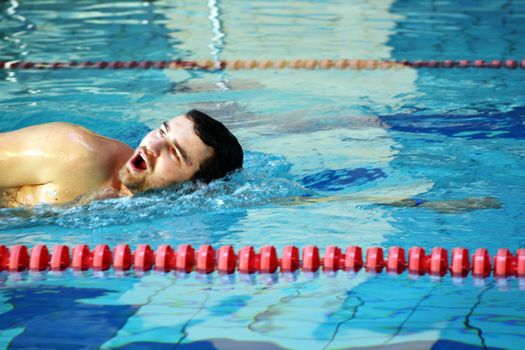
[0,122,135,204]
[1,121,133,181]
[2,121,88,135]
[13,122,131,153]
[27,122,114,142]
[48,123,134,169]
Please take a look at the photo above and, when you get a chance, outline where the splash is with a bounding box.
[0,152,309,230]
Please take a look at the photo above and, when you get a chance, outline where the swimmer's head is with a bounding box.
[119,110,243,193]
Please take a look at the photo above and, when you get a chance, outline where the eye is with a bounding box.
[158,128,166,136]
[169,147,179,162]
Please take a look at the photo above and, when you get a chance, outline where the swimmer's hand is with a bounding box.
[387,197,502,213]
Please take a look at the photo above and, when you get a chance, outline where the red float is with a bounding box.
[451,248,470,277]
[155,244,175,272]
[72,244,91,271]
[302,246,320,272]
[472,248,492,278]
[217,245,236,274]
[494,248,515,277]
[429,247,448,276]
[134,244,154,271]
[489,60,502,68]
[323,246,341,271]
[181,60,196,69]
[408,247,427,275]
[92,244,112,271]
[50,245,70,271]
[238,246,257,274]
[139,61,153,69]
[341,246,363,272]
[9,245,29,272]
[153,61,166,69]
[365,247,385,273]
[281,245,299,272]
[175,244,195,273]
[30,244,50,271]
[458,60,470,67]
[386,247,405,273]
[108,61,123,69]
[196,245,215,274]
[124,61,139,68]
[113,244,132,271]
[474,59,485,67]
[259,246,278,273]
[505,59,518,68]
[442,60,455,67]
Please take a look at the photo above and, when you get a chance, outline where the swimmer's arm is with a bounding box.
[275,195,501,213]
[387,197,501,213]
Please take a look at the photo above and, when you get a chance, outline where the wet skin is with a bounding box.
[0,115,213,207]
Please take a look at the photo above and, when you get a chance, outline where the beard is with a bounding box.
[118,165,148,193]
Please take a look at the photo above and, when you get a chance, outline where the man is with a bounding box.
[0,110,243,207]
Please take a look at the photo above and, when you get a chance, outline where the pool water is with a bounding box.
[1,0,525,349]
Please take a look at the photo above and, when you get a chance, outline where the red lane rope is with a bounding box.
[0,59,524,71]
[1,244,524,279]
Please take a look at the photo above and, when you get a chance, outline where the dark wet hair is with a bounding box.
[186,109,243,183]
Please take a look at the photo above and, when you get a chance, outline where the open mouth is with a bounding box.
[130,152,148,171]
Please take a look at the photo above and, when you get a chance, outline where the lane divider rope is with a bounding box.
[1,244,524,279]
[0,59,524,71]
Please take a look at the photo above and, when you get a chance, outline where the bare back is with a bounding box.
[0,123,134,207]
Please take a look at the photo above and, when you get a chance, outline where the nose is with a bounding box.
[146,136,165,157]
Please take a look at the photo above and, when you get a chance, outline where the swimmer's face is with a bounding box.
[119,115,214,192]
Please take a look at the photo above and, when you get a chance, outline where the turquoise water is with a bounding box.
[1,0,525,349]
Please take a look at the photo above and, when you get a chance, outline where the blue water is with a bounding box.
[1,0,525,349]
